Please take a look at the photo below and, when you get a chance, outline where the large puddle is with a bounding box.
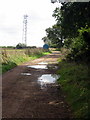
[27,65,47,69]
[38,62,48,65]
[38,74,59,89]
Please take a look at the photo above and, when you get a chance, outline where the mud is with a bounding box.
[2,51,72,118]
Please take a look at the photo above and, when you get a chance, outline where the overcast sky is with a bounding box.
[0,0,61,47]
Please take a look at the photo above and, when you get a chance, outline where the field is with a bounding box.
[0,48,50,74]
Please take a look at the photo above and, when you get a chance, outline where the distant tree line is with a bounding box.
[0,43,37,49]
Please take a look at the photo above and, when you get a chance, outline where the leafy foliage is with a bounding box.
[45,2,90,52]
[51,2,90,62]
[54,2,90,38]
[45,24,63,48]
[66,27,90,62]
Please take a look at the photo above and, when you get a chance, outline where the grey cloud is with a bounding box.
[0,26,19,35]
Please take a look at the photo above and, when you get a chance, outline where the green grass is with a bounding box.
[57,60,89,118]
[2,62,17,73]
[1,48,51,74]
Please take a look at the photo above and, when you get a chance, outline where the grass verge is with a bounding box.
[1,48,51,74]
[57,60,89,118]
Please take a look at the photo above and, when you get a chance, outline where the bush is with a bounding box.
[66,27,90,62]
[16,43,26,49]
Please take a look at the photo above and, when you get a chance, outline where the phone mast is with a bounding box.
[22,15,28,46]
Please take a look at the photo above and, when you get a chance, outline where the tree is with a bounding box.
[45,24,63,48]
[53,2,90,38]
[51,2,90,62]
[16,43,26,49]
[42,36,49,43]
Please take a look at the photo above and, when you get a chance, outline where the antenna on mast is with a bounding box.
[22,15,28,46]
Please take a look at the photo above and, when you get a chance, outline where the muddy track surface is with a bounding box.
[2,51,72,118]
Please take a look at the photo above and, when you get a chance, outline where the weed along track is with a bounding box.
[2,51,71,118]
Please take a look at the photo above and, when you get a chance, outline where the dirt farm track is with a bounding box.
[2,51,72,118]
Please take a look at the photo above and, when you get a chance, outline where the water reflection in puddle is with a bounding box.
[21,73,31,76]
[27,65,47,69]
[38,62,48,65]
[38,74,59,90]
